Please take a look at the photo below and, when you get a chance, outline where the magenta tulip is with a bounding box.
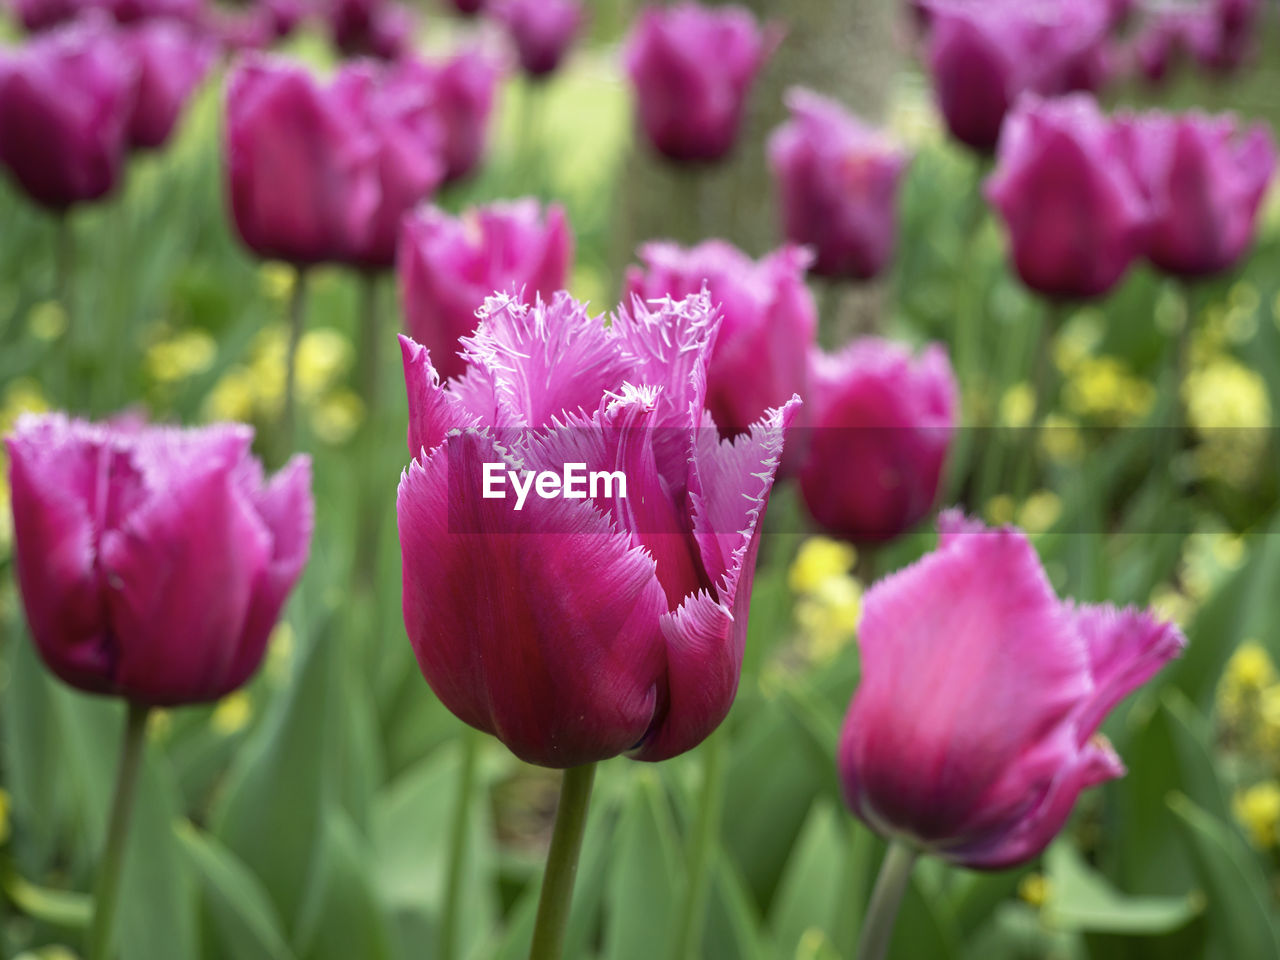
[398,200,571,380]
[921,0,1112,152]
[124,21,216,150]
[397,290,799,767]
[444,0,484,13]
[424,49,499,183]
[624,240,815,438]
[6,414,313,706]
[0,18,137,211]
[329,0,415,61]
[986,94,1150,300]
[108,0,203,24]
[10,0,87,32]
[1117,110,1276,278]
[838,512,1185,869]
[493,0,583,78]
[622,2,778,164]
[262,0,307,37]
[767,88,910,281]
[1131,8,1212,85]
[798,338,957,543]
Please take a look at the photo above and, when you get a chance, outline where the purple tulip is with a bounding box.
[211,6,276,53]
[838,512,1185,869]
[124,21,216,151]
[398,200,572,380]
[1117,110,1277,278]
[0,17,137,211]
[423,49,499,183]
[624,240,815,438]
[107,0,203,25]
[397,290,799,767]
[262,0,307,37]
[922,0,1112,152]
[1131,7,1213,85]
[767,88,910,281]
[329,0,416,61]
[622,2,779,164]
[986,94,1150,300]
[799,338,957,543]
[493,0,583,78]
[444,0,484,14]
[6,414,313,706]
[10,0,89,32]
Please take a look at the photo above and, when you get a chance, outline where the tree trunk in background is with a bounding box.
[612,0,901,339]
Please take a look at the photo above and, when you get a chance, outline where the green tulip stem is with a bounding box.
[855,840,918,960]
[281,266,309,458]
[1012,298,1062,501]
[54,213,78,410]
[671,730,726,960]
[528,762,597,960]
[440,729,481,960]
[87,702,150,960]
[354,271,382,589]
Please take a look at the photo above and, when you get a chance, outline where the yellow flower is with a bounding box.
[1040,413,1084,464]
[1149,584,1194,629]
[203,366,259,423]
[1234,781,1280,848]
[795,575,862,663]
[1,378,50,432]
[788,537,857,596]
[985,494,1016,526]
[310,389,365,446]
[211,691,252,736]
[259,263,295,303]
[1053,311,1104,374]
[1064,356,1155,425]
[1018,490,1062,535]
[296,328,352,399]
[146,329,217,385]
[27,300,67,341]
[266,621,295,682]
[999,382,1035,429]
[1017,872,1050,908]
[1184,357,1271,430]
[1218,641,1275,729]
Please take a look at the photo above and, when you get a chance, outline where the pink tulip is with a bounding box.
[108,0,203,24]
[1131,7,1213,85]
[10,0,90,32]
[838,512,1185,869]
[423,49,499,183]
[799,338,957,543]
[767,88,910,281]
[622,2,778,164]
[1116,110,1276,278]
[6,414,313,706]
[397,290,799,767]
[444,0,484,14]
[124,21,216,151]
[398,200,572,380]
[493,0,583,78]
[921,0,1112,152]
[986,94,1150,300]
[624,240,815,438]
[328,0,415,61]
[0,17,137,211]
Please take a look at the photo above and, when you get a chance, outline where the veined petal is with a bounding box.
[400,334,483,457]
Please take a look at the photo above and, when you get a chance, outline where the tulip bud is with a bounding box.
[108,0,204,25]
[328,0,416,61]
[624,240,815,438]
[6,414,313,706]
[493,0,583,79]
[1117,110,1276,279]
[799,338,957,543]
[622,2,779,164]
[767,88,910,281]
[397,290,800,767]
[427,49,499,183]
[0,17,137,211]
[986,94,1150,300]
[124,21,216,151]
[445,0,485,15]
[838,512,1185,869]
[398,200,572,380]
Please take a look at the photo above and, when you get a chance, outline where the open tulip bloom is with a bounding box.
[397,288,798,956]
[839,512,1184,959]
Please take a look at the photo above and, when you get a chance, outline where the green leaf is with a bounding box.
[1041,842,1200,935]
[703,850,769,960]
[603,770,681,960]
[176,822,296,960]
[768,800,847,957]
[0,865,91,930]
[294,813,395,960]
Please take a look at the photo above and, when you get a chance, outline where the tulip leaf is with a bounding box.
[176,821,297,960]
[704,850,770,960]
[768,799,847,956]
[1041,841,1201,935]
[1168,792,1280,960]
[0,866,91,930]
[293,812,395,960]
[603,769,681,960]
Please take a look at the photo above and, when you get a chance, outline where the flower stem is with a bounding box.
[281,267,309,459]
[440,729,480,960]
[87,702,150,960]
[528,763,596,960]
[1012,298,1061,501]
[670,731,726,960]
[354,271,382,590]
[54,213,78,410]
[855,840,917,960]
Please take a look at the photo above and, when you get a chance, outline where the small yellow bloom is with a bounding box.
[310,389,365,446]
[789,537,857,596]
[27,300,67,341]
[1040,413,1085,464]
[985,494,1016,526]
[1064,356,1155,425]
[1184,357,1271,430]
[266,621,295,682]
[999,382,1035,429]
[1149,585,1194,629]
[1018,490,1062,535]
[203,367,259,423]
[1234,781,1280,848]
[211,691,252,736]
[259,263,295,302]
[296,328,352,399]
[1053,311,1103,374]
[1224,642,1274,693]
[795,575,862,663]
[1017,872,1051,908]
[146,329,217,385]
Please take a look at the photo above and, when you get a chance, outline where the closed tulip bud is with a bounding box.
[838,512,1185,869]
[624,240,815,438]
[427,49,499,183]
[397,290,799,766]
[445,0,484,14]
[623,2,779,164]
[922,0,1112,153]
[124,21,216,151]
[1117,110,1276,278]
[11,0,83,32]
[986,94,1150,300]
[213,7,276,53]
[1131,9,1211,85]
[262,0,307,38]
[799,339,957,543]
[398,200,572,380]
[1195,0,1261,74]
[494,0,583,79]
[108,0,204,25]
[767,88,910,281]
[0,17,137,211]
[225,56,382,265]
[6,414,313,706]
[329,0,416,61]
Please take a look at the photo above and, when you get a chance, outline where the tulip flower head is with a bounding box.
[799,338,957,543]
[124,21,217,151]
[624,240,815,438]
[425,48,499,183]
[986,94,1150,300]
[1117,109,1277,278]
[6,414,313,706]
[397,290,800,767]
[622,2,779,164]
[767,88,910,281]
[328,0,416,61]
[398,200,572,380]
[0,17,137,211]
[493,0,583,79]
[445,0,485,15]
[838,512,1185,869]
